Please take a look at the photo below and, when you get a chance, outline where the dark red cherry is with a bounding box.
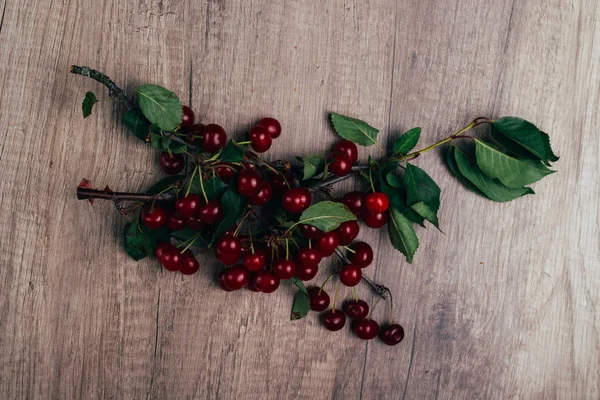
[354,319,379,340]
[272,259,297,280]
[141,205,166,229]
[249,125,272,153]
[350,242,374,268]
[159,152,185,175]
[295,264,318,281]
[342,300,369,320]
[270,171,293,194]
[321,309,346,331]
[258,117,281,138]
[295,248,322,267]
[218,271,233,292]
[167,211,185,231]
[341,191,365,216]
[221,265,251,290]
[201,124,227,153]
[282,188,311,213]
[155,242,174,260]
[175,194,202,217]
[180,251,200,275]
[335,220,359,245]
[380,324,405,346]
[307,287,330,312]
[339,264,362,286]
[247,180,272,206]
[160,246,183,271]
[363,211,388,228]
[331,139,358,164]
[238,235,252,255]
[215,162,236,183]
[242,250,266,272]
[364,192,390,213]
[251,270,280,293]
[237,169,262,197]
[185,215,204,230]
[299,224,323,239]
[199,200,224,225]
[213,234,241,265]
[327,151,352,177]
[317,231,339,257]
[181,106,195,128]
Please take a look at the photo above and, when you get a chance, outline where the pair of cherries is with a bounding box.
[155,242,200,275]
[181,106,228,153]
[247,117,282,153]
[328,140,358,177]
[341,190,390,228]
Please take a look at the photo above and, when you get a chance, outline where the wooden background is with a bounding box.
[0,0,598,398]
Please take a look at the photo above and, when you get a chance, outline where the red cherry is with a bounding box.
[321,309,346,331]
[258,117,282,138]
[215,162,236,183]
[272,259,297,280]
[270,171,293,194]
[247,180,273,206]
[217,271,233,292]
[299,224,323,239]
[295,264,318,281]
[380,324,405,346]
[141,205,166,229]
[181,106,195,128]
[161,247,183,271]
[213,234,242,265]
[247,280,260,292]
[185,215,204,230]
[296,248,322,267]
[175,194,202,217]
[327,151,352,177]
[317,231,339,257]
[342,300,369,320]
[201,124,227,153]
[242,250,266,272]
[335,220,359,245]
[237,169,262,197]
[238,235,252,255]
[180,251,200,275]
[331,140,358,164]
[350,242,374,268]
[251,270,280,293]
[339,264,362,286]
[307,287,330,312]
[363,211,388,228]
[159,152,185,175]
[342,191,365,216]
[199,200,224,225]
[249,125,272,153]
[354,319,379,340]
[222,265,251,290]
[155,242,174,260]
[167,211,185,231]
[282,187,311,213]
[364,192,390,213]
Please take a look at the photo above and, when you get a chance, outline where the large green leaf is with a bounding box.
[219,140,244,162]
[123,222,157,261]
[296,155,325,180]
[189,177,227,201]
[446,147,483,195]
[137,84,183,132]
[297,201,356,232]
[82,91,98,118]
[122,108,151,141]
[379,166,425,227]
[330,113,379,147]
[211,184,246,244]
[474,139,554,188]
[388,207,419,264]
[403,163,441,227]
[392,127,421,156]
[492,117,558,165]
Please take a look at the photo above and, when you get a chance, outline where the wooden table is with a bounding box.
[1,0,598,398]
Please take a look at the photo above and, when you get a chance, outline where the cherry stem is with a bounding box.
[186,166,198,197]
[334,248,387,299]
[387,287,394,325]
[353,286,358,301]
[198,169,208,203]
[319,273,337,293]
[367,295,383,321]
[306,165,369,190]
[344,246,356,254]
[332,282,342,311]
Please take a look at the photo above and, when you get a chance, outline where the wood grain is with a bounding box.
[0,0,598,399]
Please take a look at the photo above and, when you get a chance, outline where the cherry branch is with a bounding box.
[76,187,174,201]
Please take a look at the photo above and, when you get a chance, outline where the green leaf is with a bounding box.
[296,155,325,180]
[290,289,310,321]
[492,117,558,165]
[474,139,555,188]
[82,91,98,118]
[137,84,183,132]
[403,163,441,227]
[189,177,227,201]
[211,184,246,244]
[392,127,421,156]
[386,172,403,188]
[453,146,534,202]
[167,141,187,154]
[219,141,244,163]
[410,202,439,228]
[330,112,379,147]
[388,208,419,264]
[379,166,425,227]
[123,222,157,261]
[145,175,184,195]
[446,147,483,195]
[171,228,198,242]
[122,108,151,141]
[296,201,357,232]
[290,277,309,296]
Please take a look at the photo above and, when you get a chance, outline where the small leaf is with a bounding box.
[137,84,183,132]
[145,175,184,195]
[296,201,357,232]
[379,166,425,227]
[211,184,246,244]
[82,91,98,118]
[290,277,309,296]
[122,108,151,141]
[290,290,310,320]
[219,141,244,162]
[392,127,421,156]
[330,113,379,147]
[167,141,187,154]
[446,147,483,195]
[171,228,198,242]
[296,155,325,180]
[410,202,439,228]
[386,172,404,188]
[124,222,157,261]
[388,207,419,264]
[403,163,441,227]
[492,117,558,165]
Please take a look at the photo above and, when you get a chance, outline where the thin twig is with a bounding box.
[334,248,387,299]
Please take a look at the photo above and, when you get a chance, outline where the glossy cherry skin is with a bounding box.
[321,309,346,331]
[363,211,388,228]
[339,264,362,286]
[364,192,390,213]
[213,235,242,265]
[335,220,359,245]
[342,191,365,216]
[258,117,281,138]
[282,188,311,213]
[331,139,358,164]
[167,212,186,231]
[199,200,224,224]
[317,231,339,257]
[295,248,322,267]
[185,215,204,230]
[295,264,318,281]
[238,235,252,255]
[201,124,227,153]
[159,152,185,175]
[247,180,273,206]
[272,259,297,280]
[270,171,293,194]
[215,162,236,183]
[350,242,374,268]
[180,251,200,275]
[175,194,202,217]
[299,224,323,239]
[155,242,174,260]
[249,125,272,153]
[141,205,166,229]
[251,270,280,293]
[237,169,262,197]
[242,250,266,272]
[380,324,405,346]
[218,272,233,292]
[160,247,183,271]
[342,300,369,320]
[327,151,352,177]
[307,287,330,312]
[181,106,195,128]
[221,265,251,290]
[354,319,380,340]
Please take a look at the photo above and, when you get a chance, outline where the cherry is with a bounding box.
[335,220,359,245]
[180,251,200,275]
[238,235,253,255]
[167,211,186,231]
[155,242,174,260]
[175,194,202,217]
[185,215,204,230]
[221,265,251,290]
[141,205,166,229]
[270,171,293,194]
[272,259,297,280]
[342,300,369,320]
[380,324,405,346]
[296,248,322,267]
[363,211,388,228]
[321,309,346,331]
[341,191,365,216]
[331,140,358,164]
[237,169,262,197]
[251,270,280,293]
[339,264,362,286]
[364,192,390,213]
[327,151,352,177]
[295,263,318,281]
[258,117,281,138]
[217,272,233,292]
[282,188,311,213]
[159,152,185,175]
[161,246,183,271]
[213,234,242,265]
[201,124,227,153]
[247,180,272,206]
[199,200,224,224]
[299,224,323,239]
[215,162,236,183]
[350,242,374,268]
[242,250,266,272]
[249,125,272,153]
[181,106,195,128]
[247,280,260,292]
[317,231,339,257]
[354,319,379,340]
[307,287,330,312]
